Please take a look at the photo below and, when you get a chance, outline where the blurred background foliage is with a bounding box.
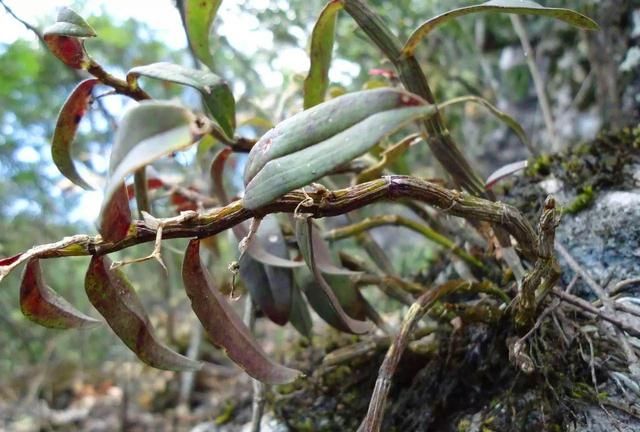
[0,0,637,426]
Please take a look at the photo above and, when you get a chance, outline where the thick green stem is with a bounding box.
[325,214,485,270]
[342,0,486,195]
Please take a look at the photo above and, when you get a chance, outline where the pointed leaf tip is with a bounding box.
[21,259,100,329]
[85,255,201,371]
[127,62,235,138]
[304,0,343,109]
[182,239,302,384]
[403,0,598,56]
[182,0,222,68]
[52,79,99,190]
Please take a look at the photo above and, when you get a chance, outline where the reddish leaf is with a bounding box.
[43,35,89,69]
[51,79,99,190]
[295,218,371,334]
[210,146,233,205]
[126,177,165,200]
[99,183,132,243]
[182,239,302,384]
[21,259,100,329]
[85,255,201,371]
[0,253,22,267]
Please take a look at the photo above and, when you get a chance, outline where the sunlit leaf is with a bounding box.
[85,255,201,371]
[244,88,427,184]
[99,183,132,243]
[485,160,528,190]
[102,101,196,221]
[303,0,343,109]
[21,259,100,329]
[182,0,222,68]
[295,217,371,334]
[51,79,99,190]
[182,239,302,384]
[43,6,96,37]
[403,0,598,55]
[127,62,235,138]
[243,104,434,209]
[43,7,95,69]
[439,95,531,151]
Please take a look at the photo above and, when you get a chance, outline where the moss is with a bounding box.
[214,400,236,425]
[563,185,594,214]
[505,124,640,219]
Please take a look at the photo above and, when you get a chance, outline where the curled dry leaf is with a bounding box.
[21,259,100,329]
[43,7,96,69]
[85,255,201,371]
[99,183,132,243]
[295,217,371,335]
[182,239,302,384]
[51,79,99,190]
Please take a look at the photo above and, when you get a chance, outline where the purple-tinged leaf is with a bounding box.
[182,239,302,384]
[43,7,95,70]
[182,0,221,68]
[51,79,99,190]
[21,259,100,329]
[485,160,528,190]
[85,255,201,371]
[0,253,23,267]
[239,254,288,325]
[43,35,90,70]
[304,0,343,109]
[210,146,233,204]
[295,218,371,335]
[99,183,132,243]
[238,216,294,325]
[127,62,235,138]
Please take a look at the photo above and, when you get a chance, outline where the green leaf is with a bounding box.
[85,255,201,371]
[303,1,343,109]
[43,6,96,38]
[102,101,196,221]
[99,183,132,243]
[243,104,434,210]
[244,88,426,184]
[294,217,371,335]
[289,282,313,339]
[182,0,222,68]
[127,62,235,138]
[51,79,99,190]
[182,239,302,384]
[21,259,100,329]
[403,0,598,55]
[237,219,296,325]
[439,95,531,152]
